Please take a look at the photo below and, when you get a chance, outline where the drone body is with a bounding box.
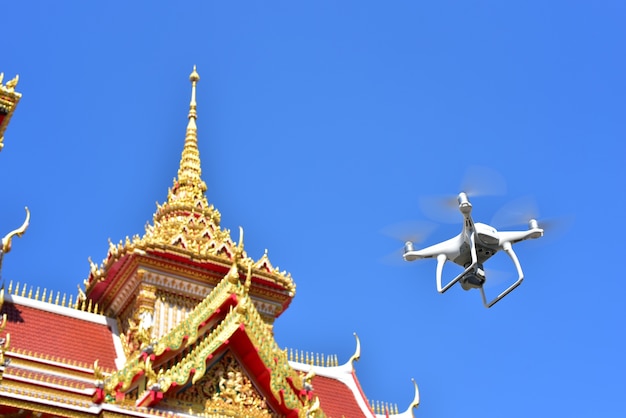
[403,192,543,308]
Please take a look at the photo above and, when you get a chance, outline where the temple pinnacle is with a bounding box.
[188,65,199,121]
[175,66,206,192]
[190,65,200,83]
[147,67,217,245]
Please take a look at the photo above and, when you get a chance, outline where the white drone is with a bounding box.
[403,192,543,308]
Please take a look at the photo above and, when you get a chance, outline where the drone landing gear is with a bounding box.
[479,241,525,308]
[435,231,481,294]
[435,239,525,308]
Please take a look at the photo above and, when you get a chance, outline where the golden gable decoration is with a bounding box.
[0,73,21,151]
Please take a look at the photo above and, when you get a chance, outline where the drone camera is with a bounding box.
[460,265,486,291]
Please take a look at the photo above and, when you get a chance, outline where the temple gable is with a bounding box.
[161,351,277,417]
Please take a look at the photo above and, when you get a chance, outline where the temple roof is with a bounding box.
[291,360,372,418]
[0,277,419,417]
[1,293,122,371]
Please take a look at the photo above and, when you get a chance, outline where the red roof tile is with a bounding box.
[1,302,118,370]
[312,374,373,418]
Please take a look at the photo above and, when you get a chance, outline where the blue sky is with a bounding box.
[1,1,625,416]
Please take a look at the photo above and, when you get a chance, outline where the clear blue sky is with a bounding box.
[2,2,625,417]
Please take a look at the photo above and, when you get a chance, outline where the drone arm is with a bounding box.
[498,228,543,245]
[404,235,462,262]
[480,241,524,308]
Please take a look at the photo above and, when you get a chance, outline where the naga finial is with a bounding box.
[0,207,30,272]
[408,378,421,417]
[4,75,19,92]
[348,332,361,366]
[0,73,19,92]
[236,226,245,257]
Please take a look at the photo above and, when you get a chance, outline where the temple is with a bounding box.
[0,68,420,417]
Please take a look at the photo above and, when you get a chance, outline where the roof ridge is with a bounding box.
[4,293,108,324]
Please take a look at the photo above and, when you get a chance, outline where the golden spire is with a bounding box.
[176,65,206,192]
[145,67,223,249]
[155,66,211,222]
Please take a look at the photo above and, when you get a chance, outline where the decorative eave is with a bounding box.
[147,297,307,408]
[0,340,113,416]
[100,266,240,395]
[0,72,21,151]
[101,265,320,416]
[84,234,295,318]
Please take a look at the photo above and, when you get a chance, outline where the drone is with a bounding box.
[403,192,543,308]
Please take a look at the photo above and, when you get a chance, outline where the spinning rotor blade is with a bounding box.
[418,166,507,223]
[418,195,459,223]
[491,195,573,236]
[379,220,437,244]
[491,195,540,228]
[378,220,437,266]
[460,165,507,197]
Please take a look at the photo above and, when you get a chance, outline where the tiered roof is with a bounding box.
[0,68,421,417]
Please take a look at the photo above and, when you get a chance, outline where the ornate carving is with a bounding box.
[153,289,201,338]
[178,352,270,415]
[1,74,19,91]
[304,396,321,418]
[0,72,22,151]
[0,332,9,376]
[136,281,157,318]
[121,309,154,357]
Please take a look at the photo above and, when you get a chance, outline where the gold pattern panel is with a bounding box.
[173,351,276,417]
[153,289,202,339]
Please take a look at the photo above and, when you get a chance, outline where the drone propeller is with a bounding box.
[419,165,507,223]
[460,165,507,198]
[490,195,560,230]
[490,195,540,228]
[491,195,573,241]
[379,220,437,245]
[379,220,437,266]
